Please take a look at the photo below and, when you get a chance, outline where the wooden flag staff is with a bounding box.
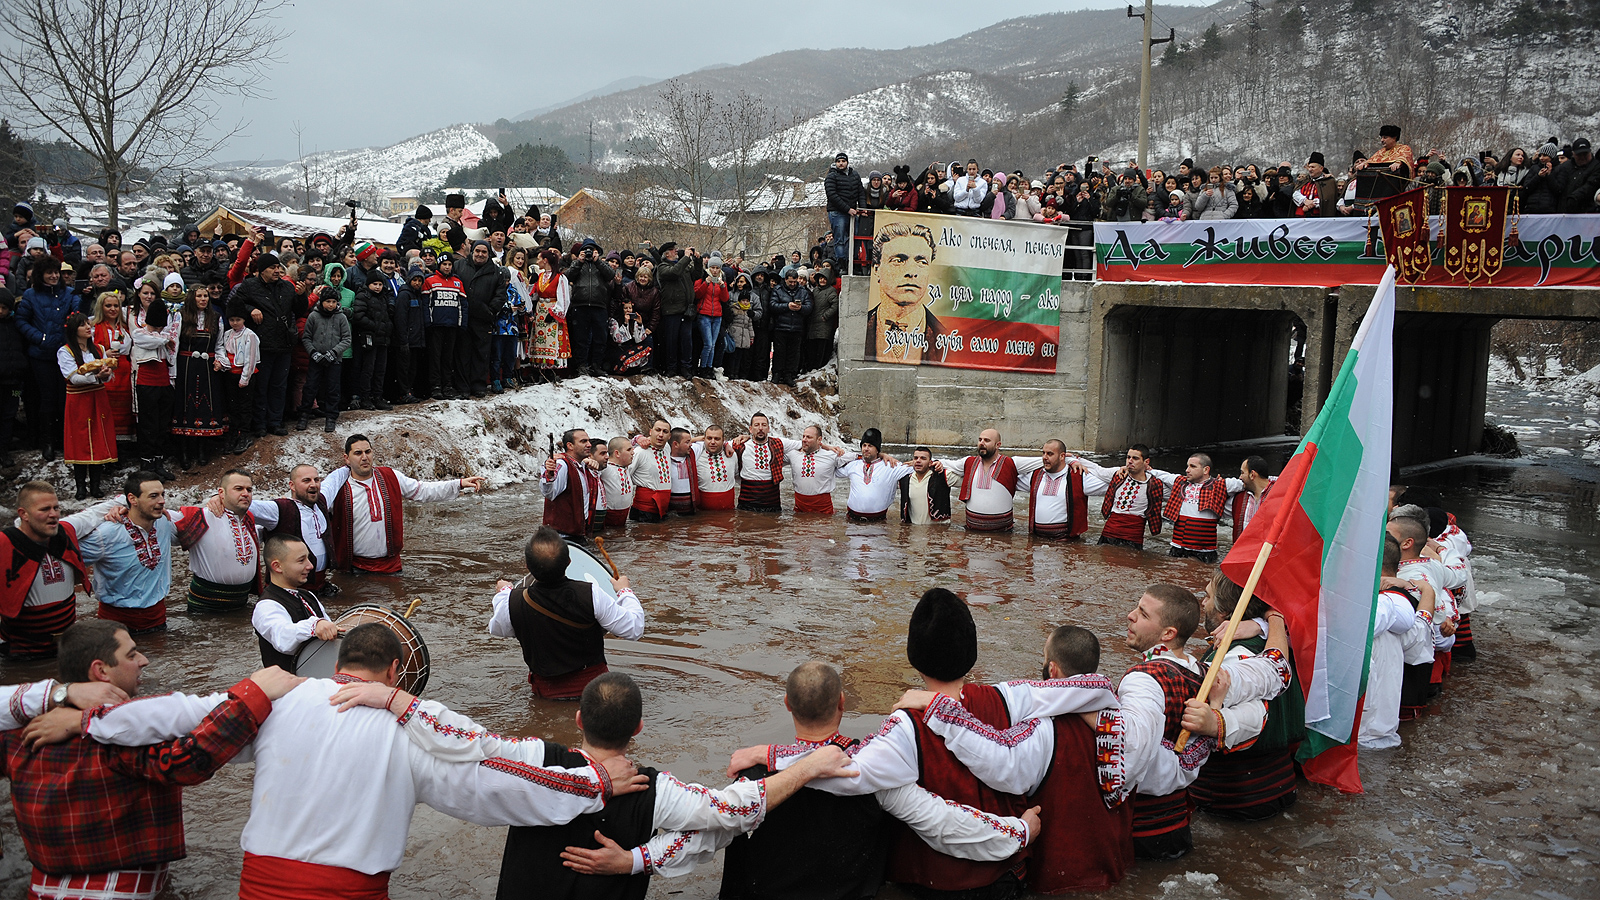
[1174,540,1274,752]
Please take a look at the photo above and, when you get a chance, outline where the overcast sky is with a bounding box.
[223,0,1206,161]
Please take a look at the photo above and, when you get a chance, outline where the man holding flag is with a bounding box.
[1215,265,1400,793]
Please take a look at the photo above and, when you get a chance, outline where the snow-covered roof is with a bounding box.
[196,207,404,245]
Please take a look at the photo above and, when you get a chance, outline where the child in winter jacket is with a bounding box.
[298,287,351,432]
[219,314,260,452]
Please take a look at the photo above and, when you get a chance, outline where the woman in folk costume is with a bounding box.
[90,290,135,445]
[58,312,118,499]
[528,247,570,381]
[171,283,227,469]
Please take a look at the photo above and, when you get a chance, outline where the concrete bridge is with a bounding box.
[836,277,1600,469]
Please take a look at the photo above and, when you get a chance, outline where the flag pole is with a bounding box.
[1174,539,1274,751]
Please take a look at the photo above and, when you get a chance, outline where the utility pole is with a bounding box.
[1127,2,1174,170]
[587,119,595,170]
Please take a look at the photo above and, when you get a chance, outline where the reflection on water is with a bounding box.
[0,382,1595,899]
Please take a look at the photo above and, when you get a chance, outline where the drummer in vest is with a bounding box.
[322,433,486,575]
[488,526,645,699]
[252,533,337,671]
[1070,444,1165,549]
[666,427,702,515]
[898,625,1134,893]
[0,482,90,658]
[937,429,1020,533]
[626,420,674,523]
[179,470,261,614]
[841,429,912,524]
[899,448,951,525]
[542,428,601,541]
[247,464,336,595]
[599,437,635,529]
[690,425,739,511]
[730,412,797,512]
[1014,439,1089,540]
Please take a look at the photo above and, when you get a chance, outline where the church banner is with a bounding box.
[1375,189,1433,283]
[865,211,1064,372]
[1094,214,1600,288]
[1440,185,1514,283]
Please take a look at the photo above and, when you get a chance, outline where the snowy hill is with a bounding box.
[222,124,500,199]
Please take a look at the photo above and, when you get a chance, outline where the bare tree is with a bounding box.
[634,80,719,226]
[0,0,286,228]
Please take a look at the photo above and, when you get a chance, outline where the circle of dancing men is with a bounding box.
[0,418,1479,898]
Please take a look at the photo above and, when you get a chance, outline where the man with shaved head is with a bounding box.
[249,464,335,594]
[937,428,1021,533]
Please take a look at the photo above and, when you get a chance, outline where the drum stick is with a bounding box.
[594,536,619,579]
[403,598,423,618]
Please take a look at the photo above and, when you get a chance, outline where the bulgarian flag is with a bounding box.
[1221,265,1397,794]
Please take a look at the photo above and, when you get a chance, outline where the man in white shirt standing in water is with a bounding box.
[842,429,913,523]
[321,434,485,575]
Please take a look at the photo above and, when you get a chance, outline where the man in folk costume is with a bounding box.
[0,483,91,658]
[322,433,486,575]
[1431,505,1478,662]
[177,470,262,614]
[731,412,797,513]
[248,464,335,595]
[665,427,703,516]
[1012,440,1089,540]
[541,428,601,542]
[937,429,1020,533]
[734,589,1123,899]
[895,625,1134,893]
[784,426,853,516]
[600,437,636,529]
[899,447,951,526]
[70,623,648,900]
[1187,572,1299,823]
[1,620,295,900]
[1149,454,1239,563]
[253,534,337,672]
[562,662,1040,897]
[626,420,674,523]
[690,425,739,511]
[842,429,913,523]
[587,440,611,535]
[333,671,864,900]
[69,473,181,634]
[1071,445,1165,550]
[1359,535,1438,750]
[488,526,644,700]
[1388,506,1461,707]
[1230,456,1276,535]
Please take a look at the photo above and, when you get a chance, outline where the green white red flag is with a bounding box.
[1221,266,1397,793]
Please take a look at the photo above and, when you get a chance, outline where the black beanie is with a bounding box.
[416,205,432,220]
[445,192,466,209]
[251,254,281,274]
[907,589,977,682]
[861,427,882,449]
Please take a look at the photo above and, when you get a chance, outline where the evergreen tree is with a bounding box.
[165,174,201,226]
[0,120,37,208]
[1059,82,1081,117]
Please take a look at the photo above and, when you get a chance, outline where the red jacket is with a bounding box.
[693,279,728,317]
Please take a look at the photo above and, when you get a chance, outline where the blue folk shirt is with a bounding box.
[69,508,178,609]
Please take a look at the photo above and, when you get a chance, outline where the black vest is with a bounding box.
[720,748,888,900]
[508,578,605,678]
[263,498,327,569]
[899,471,951,523]
[256,582,329,671]
[496,742,658,900]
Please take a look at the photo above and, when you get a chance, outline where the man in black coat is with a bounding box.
[1551,137,1600,214]
[565,238,618,378]
[767,266,813,386]
[228,254,300,435]
[452,241,507,397]
[824,152,864,270]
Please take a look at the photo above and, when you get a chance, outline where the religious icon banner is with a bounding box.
[865,211,1064,372]
[1440,185,1513,283]
[1376,189,1433,283]
[1093,214,1600,288]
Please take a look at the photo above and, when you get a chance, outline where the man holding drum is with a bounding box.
[489,526,645,700]
[253,534,337,672]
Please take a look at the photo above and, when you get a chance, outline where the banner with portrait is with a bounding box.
[865,211,1064,372]
[1093,214,1600,288]
[1440,185,1514,283]
[1375,189,1433,283]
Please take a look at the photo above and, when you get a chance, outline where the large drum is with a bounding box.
[565,539,617,600]
[294,603,432,694]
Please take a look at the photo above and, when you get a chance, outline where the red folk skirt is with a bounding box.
[62,384,118,466]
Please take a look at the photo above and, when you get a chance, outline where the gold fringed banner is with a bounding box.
[1374,189,1432,284]
[1441,185,1514,283]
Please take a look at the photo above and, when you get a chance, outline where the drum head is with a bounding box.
[294,636,341,681]
[324,603,432,695]
[564,540,617,600]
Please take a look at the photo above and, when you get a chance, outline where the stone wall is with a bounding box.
[836,275,1093,451]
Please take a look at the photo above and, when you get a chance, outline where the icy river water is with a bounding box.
[0,378,1594,900]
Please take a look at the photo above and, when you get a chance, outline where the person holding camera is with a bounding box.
[565,239,617,379]
[1192,167,1239,220]
[1108,168,1148,223]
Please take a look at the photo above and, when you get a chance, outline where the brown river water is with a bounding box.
[0,381,1595,899]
